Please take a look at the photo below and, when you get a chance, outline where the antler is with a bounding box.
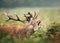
[23,12,38,22]
[6,15,16,21]
[6,15,24,22]
[33,12,38,19]
[24,12,32,18]
[28,12,32,18]
[6,12,38,23]
[24,12,32,22]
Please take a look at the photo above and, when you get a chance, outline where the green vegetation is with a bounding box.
[0,9,60,43]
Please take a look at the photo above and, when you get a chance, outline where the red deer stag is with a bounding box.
[0,12,41,40]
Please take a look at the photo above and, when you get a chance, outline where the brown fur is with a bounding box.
[0,25,34,40]
[52,35,60,43]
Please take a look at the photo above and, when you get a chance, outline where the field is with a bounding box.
[0,8,60,43]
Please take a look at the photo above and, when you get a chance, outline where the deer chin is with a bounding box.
[34,28,39,32]
[34,27,40,32]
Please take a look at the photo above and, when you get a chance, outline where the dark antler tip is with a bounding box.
[28,12,30,14]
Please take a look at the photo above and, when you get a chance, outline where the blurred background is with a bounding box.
[0,0,60,43]
[0,8,60,43]
[0,0,60,8]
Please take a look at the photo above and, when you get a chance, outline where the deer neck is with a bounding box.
[25,25,35,38]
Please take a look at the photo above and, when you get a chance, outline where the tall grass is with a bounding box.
[0,9,60,43]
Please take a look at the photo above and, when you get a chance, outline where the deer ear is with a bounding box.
[37,20,41,25]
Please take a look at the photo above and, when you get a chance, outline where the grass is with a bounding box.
[0,9,60,43]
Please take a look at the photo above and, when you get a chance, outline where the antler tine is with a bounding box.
[24,14,27,20]
[23,12,33,22]
[33,11,38,19]
[16,15,24,22]
[24,14,26,18]
[24,12,32,18]
[16,15,20,21]
[28,12,32,18]
[5,11,16,21]
[6,15,17,21]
